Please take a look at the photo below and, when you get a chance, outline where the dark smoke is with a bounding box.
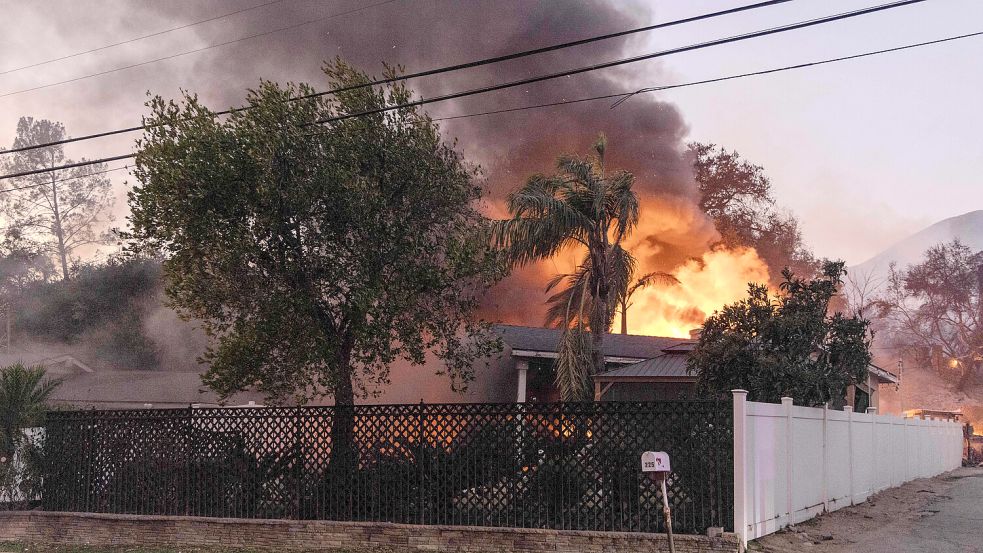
[136,0,710,326]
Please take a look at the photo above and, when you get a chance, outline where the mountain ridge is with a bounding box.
[851,210,983,279]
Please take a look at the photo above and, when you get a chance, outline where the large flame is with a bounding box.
[614,246,770,338]
[483,195,772,338]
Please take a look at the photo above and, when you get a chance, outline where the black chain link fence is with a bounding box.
[37,401,732,533]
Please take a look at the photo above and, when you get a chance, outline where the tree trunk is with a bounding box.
[329,336,357,473]
[322,332,357,516]
[49,152,69,281]
[591,286,609,386]
[587,238,611,398]
[956,360,975,391]
[620,299,628,335]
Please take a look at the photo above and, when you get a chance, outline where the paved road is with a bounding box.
[856,469,983,553]
[753,467,983,553]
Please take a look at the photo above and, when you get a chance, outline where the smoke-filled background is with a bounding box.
[129,0,773,336]
[2,0,983,412]
[2,0,775,345]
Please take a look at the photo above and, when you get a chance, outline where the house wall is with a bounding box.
[355,346,516,405]
[733,394,963,544]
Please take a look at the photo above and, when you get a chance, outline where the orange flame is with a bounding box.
[615,246,770,338]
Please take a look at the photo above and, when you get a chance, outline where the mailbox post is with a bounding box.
[641,451,675,553]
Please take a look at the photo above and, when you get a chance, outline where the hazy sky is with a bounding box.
[1,0,980,265]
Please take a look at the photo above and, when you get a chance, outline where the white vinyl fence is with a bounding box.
[732,390,963,545]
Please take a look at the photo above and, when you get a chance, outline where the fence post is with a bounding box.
[294,407,303,520]
[844,406,854,504]
[782,397,794,528]
[903,415,910,482]
[418,400,425,526]
[867,408,877,493]
[731,390,748,547]
[821,403,829,513]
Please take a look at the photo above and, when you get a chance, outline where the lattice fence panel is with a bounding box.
[39,400,732,533]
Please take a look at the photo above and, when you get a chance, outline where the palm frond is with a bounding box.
[0,364,60,457]
[544,262,593,328]
[606,170,639,241]
[630,271,681,295]
[593,133,607,162]
[555,298,594,402]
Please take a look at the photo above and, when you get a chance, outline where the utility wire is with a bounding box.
[1,155,136,183]
[0,0,937,182]
[0,0,287,76]
[0,165,131,194]
[0,0,403,100]
[0,0,794,156]
[432,30,983,122]
[309,0,930,125]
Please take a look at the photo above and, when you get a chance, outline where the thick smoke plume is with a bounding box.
[127,0,771,336]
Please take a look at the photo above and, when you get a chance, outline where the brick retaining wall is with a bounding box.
[0,511,740,552]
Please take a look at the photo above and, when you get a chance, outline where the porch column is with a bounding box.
[516,358,529,403]
[869,375,880,412]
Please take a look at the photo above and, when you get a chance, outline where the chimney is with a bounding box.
[689,328,702,340]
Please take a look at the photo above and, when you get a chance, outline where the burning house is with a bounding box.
[426,324,899,412]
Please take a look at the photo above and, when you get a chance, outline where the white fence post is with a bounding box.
[732,389,748,547]
[782,396,794,527]
[867,407,877,495]
[844,406,854,505]
[904,415,910,482]
[822,403,829,513]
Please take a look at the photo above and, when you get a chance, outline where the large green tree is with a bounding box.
[688,261,871,406]
[129,61,504,464]
[494,135,638,400]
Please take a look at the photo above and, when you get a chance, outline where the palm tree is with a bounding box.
[494,134,638,400]
[0,364,60,461]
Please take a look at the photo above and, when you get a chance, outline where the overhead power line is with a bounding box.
[6,24,976,195]
[0,165,131,194]
[0,0,287,76]
[0,0,403,100]
[307,0,928,124]
[0,0,795,156]
[430,30,983,122]
[0,0,936,183]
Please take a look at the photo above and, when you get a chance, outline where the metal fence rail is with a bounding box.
[39,401,732,533]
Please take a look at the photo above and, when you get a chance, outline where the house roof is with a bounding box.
[49,370,262,409]
[868,362,900,384]
[594,340,899,384]
[0,350,94,378]
[594,341,696,381]
[494,324,680,360]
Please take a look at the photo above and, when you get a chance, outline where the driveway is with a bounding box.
[752,467,983,553]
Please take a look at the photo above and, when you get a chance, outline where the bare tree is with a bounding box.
[843,268,884,319]
[879,240,983,390]
[0,117,114,280]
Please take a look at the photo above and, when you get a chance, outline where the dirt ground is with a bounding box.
[751,467,983,553]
